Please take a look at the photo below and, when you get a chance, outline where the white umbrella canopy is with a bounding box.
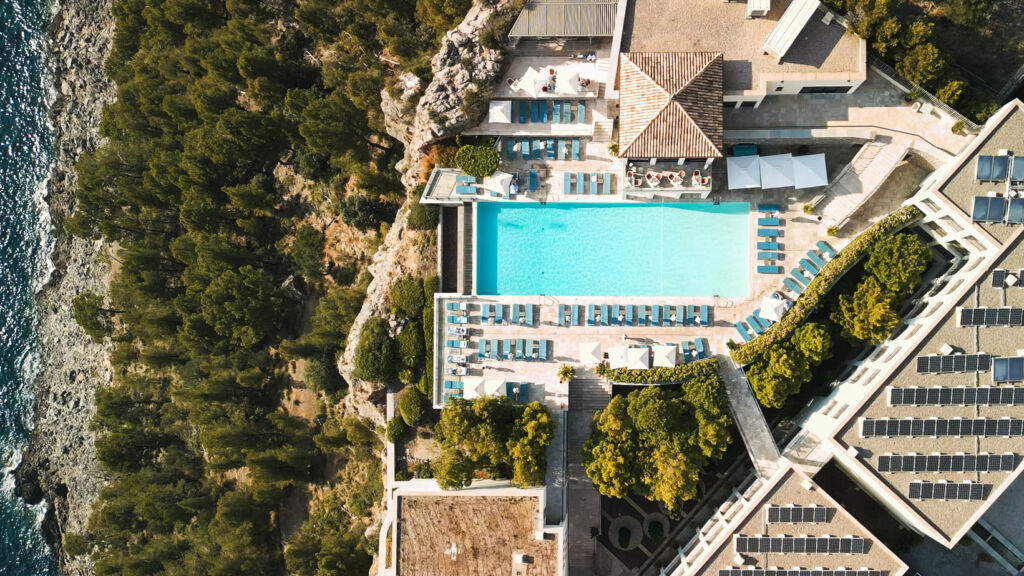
[579,342,602,366]
[652,344,678,368]
[793,153,828,189]
[518,67,545,98]
[759,153,794,189]
[607,346,629,369]
[759,296,790,323]
[727,155,762,190]
[461,377,484,399]
[555,70,580,95]
[488,100,512,123]
[483,171,513,197]
[627,346,650,370]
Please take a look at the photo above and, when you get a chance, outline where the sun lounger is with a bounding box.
[800,258,820,275]
[784,277,804,295]
[758,252,782,260]
[734,323,753,342]
[447,314,468,324]
[746,316,764,335]
[686,305,695,327]
[758,228,780,237]
[817,240,837,259]
[758,204,781,213]
[445,302,462,311]
[503,339,512,359]
[601,305,610,326]
[590,173,599,194]
[444,381,461,390]
[552,100,561,123]
[494,304,503,325]
[752,311,772,331]
[546,139,555,159]
[525,303,535,326]
[491,339,500,360]
[529,169,538,191]
[539,340,548,361]
[516,339,525,360]
[694,338,706,359]
[558,304,566,326]
[522,138,530,157]
[758,265,783,274]
[455,185,476,195]
[506,138,516,160]
[572,304,581,326]
[530,101,540,123]
[511,303,521,324]
[651,305,661,326]
[564,172,573,193]
[625,305,634,326]
[636,305,647,326]
[447,339,466,349]
[557,138,566,160]
[576,172,585,194]
[577,100,586,122]
[611,304,620,325]
[757,241,781,250]
[790,269,811,286]
[479,339,487,356]
[540,102,548,123]
[562,101,571,123]
[524,339,535,360]
[675,305,685,326]
[680,341,692,363]
[532,139,542,160]
[603,173,611,195]
[806,250,826,269]
[700,305,710,326]
[587,304,596,326]
[518,101,528,123]
[758,218,781,227]
[571,138,581,160]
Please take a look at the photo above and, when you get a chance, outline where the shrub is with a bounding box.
[395,469,413,481]
[398,386,425,427]
[353,316,397,383]
[833,276,900,344]
[897,43,946,90]
[304,355,345,396]
[407,201,439,231]
[455,145,499,178]
[386,417,409,443]
[290,224,325,281]
[412,461,434,478]
[558,364,576,383]
[63,533,90,557]
[951,120,966,135]
[803,204,814,214]
[341,194,398,232]
[390,276,425,318]
[595,357,718,384]
[827,226,839,237]
[936,80,967,106]
[947,0,990,27]
[460,87,491,120]
[865,232,931,295]
[730,206,922,365]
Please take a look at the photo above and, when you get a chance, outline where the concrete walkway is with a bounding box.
[718,355,781,479]
[544,409,566,525]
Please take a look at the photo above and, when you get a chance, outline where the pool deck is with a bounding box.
[436,187,849,408]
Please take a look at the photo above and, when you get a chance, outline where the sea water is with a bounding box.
[0,0,61,573]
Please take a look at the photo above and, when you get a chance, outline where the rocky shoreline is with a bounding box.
[12,0,115,575]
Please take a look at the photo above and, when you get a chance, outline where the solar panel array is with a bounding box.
[718,571,886,576]
[908,482,987,501]
[766,505,829,524]
[914,354,991,374]
[889,386,1023,406]
[735,536,866,555]
[976,155,1010,181]
[993,269,1008,287]
[973,196,1008,222]
[861,418,1024,437]
[994,357,1024,382]
[878,453,1016,473]
[958,307,1024,326]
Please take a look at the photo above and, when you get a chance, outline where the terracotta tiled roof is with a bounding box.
[619,52,724,159]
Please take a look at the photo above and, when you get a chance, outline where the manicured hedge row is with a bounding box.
[729,206,923,366]
[455,144,499,178]
[595,357,718,384]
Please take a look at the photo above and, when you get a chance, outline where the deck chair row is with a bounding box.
[513,100,587,124]
[506,137,582,161]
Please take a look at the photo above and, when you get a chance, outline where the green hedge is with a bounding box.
[730,206,923,365]
[594,357,718,384]
[455,145,499,178]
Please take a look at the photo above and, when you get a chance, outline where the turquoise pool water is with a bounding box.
[476,202,750,296]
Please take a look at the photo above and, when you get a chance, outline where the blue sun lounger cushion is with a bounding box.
[758,265,783,274]
[790,269,811,286]
[495,304,504,324]
[529,170,538,191]
[564,172,573,193]
[516,339,525,360]
[577,100,586,122]
[817,240,837,259]
[562,102,571,123]
[576,172,585,194]
[675,305,685,326]
[590,173,599,194]
[784,277,804,295]
[681,341,693,363]
[734,323,753,342]
[806,250,826,269]
[758,228,780,237]
[601,305,610,326]
[539,340,548,361]
[506,138,516,160]
[651,305,661,326]
[525,303,535,326]
[625,305,634,326]
[746,317,764,335]
[611,304,620,325]
[603,173,611,194]
[587,304,596,325]
[518,101,528,123]
[558,304,566,326]
[694,338,706,359]
[757,217,781,226]
[511,303,520,323]
[758,204,781,213]
[552,101,561,123]
[800,258,820,275]
[636,305,647,326]
[572,304,581,326]
[571,138,581,160]
[700,305,710,326]
[757,241,781,250]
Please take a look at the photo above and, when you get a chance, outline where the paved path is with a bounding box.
[718,355,781,479]
[544,410,566,524]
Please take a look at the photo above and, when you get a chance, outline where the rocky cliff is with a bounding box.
[339,0,510,419]
[13,0,115,574]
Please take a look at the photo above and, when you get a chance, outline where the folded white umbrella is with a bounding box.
[579,341,602,366]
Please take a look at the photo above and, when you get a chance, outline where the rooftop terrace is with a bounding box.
[622,0,864,95]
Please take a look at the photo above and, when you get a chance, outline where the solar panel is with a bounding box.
[953,355,967,372]
[1013,309,1024,326]
[909,482,988,500]
[961,307,975,326]
[986,308,1001,325]
[765,505,829,524]
[940,355,955,372]
[993,269,1008,287]
[1010,198,1024,224]
[916,357,929,374]
[862,418,1024,437]
[880,453,1018,473]
[887,384,1019,405]
[718,570,886,576]
[994,155,1011,181]
[999,308,1012,325]
[965,355,979,372]
[1013,157,1024,182]
[977,156,994,180]
[734,536,866,555]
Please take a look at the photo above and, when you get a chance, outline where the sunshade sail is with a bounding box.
[792,153,828,189]
[759,153,794,189]
[727,155,762,189]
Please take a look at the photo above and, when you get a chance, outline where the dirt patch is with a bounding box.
[283,386,320,423]
[405,433,440,461]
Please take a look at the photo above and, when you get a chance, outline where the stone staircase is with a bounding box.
[818,139,910,226]
[566,378,611,573]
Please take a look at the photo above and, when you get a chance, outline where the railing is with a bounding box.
[868,55,982,132]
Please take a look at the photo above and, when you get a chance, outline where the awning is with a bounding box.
[653,344,678,368]
[627,346,650,370]
[579,342,602,366]
[759,153,794,189]
[759,296,790,323]
[792,153,828,189]
[483,171,513,197]
[488,100,512,123]
[727,155,762,190]
[607,346,629,369]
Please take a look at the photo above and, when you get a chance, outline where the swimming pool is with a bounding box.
[476,202,750,296]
